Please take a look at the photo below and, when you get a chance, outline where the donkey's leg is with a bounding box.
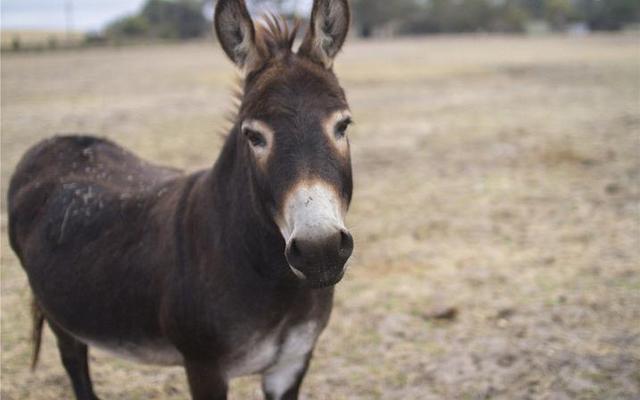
[261,354,312,400]
[49,322,100,400]
[184,359,229,400]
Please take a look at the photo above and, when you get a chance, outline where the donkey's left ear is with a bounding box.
[298,0,351,69]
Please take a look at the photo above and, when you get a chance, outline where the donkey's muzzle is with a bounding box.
[285,228,353,288]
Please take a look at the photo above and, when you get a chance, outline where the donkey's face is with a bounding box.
[215,0,353,287]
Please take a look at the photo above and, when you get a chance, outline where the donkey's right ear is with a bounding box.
[298,0,351,69]
[214,0,263,73]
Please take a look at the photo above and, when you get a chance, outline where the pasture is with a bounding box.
[1,34,639,399]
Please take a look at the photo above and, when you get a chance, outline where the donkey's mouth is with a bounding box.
[287,263,347,288]
[307,267,346,288]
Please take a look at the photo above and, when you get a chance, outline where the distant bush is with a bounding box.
[11,37,21,51]
[106,0,208,40]
[84,33,108,46]
[107,16,150,38]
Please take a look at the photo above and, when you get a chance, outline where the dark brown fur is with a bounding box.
[8,1,353,399]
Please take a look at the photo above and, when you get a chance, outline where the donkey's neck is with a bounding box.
[181,127,292,285]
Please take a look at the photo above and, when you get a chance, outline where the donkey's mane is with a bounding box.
[255,14,301,57]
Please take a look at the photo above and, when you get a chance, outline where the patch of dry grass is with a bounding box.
[2,35,639,399]
[1,30,86,49]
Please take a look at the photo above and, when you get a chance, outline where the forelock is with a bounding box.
[255,14,300,59]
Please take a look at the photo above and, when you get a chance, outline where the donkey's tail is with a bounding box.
[31,297,45,371]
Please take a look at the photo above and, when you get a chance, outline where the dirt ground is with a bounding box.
[1,34,639,399]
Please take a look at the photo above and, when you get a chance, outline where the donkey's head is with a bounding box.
[215,0,353,288]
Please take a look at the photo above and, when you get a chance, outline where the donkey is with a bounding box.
[7,0,354,399]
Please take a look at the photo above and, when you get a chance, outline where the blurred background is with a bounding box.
[2,0,640,49]
[1,0,639,399]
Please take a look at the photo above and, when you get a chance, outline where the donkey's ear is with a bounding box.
[214,0,263,72]
[298,0,351,69]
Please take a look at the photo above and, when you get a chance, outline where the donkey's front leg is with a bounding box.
[184,359,229,400]
[261,354,312,400]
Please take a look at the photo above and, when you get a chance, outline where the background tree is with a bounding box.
[518,0,545,18]
[107,0,208,40]
[399,0,529,35]
[352,0,420,37]
[581,0,640,30]
[106,0,640,42]
[543,0,571,30]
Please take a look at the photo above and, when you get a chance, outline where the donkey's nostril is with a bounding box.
[289,239,301,257]
[285,238,305,269]
[338,229,354,259]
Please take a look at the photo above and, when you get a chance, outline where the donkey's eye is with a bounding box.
[244,129,267,148]
[335,118,352,139]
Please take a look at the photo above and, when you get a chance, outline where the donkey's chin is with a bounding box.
[287,264,347,288]
[308,268,346,289]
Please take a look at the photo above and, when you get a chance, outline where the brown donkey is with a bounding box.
[7,0,354,398]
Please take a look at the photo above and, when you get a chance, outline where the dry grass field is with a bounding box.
[1,34,639,399]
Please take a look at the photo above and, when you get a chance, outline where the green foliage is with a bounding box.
[106,0,208,40]
[579,0,640,30]
[398,0,530,35]
[352,0,420,37]
[519,0,545,18]
[352,0,640,37]
[107,15,150,38]
[544,0,572,29]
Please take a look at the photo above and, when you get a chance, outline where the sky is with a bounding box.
[1,0,147,31]
[0,0,313,32]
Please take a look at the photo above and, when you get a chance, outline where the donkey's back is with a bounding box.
[9,135,180,256]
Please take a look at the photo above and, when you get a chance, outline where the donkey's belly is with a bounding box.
[79,336,183,366]
[78,320,320,372]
